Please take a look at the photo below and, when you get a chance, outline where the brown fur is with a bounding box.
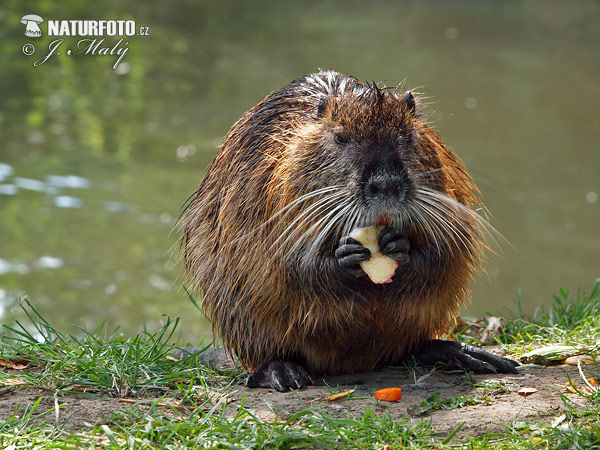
[181,71,485,376]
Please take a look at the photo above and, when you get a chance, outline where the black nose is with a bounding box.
[366,174,403,199]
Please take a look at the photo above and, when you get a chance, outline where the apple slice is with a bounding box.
[349,226,399,284]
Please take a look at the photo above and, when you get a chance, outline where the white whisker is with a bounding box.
[307,199,355,257]
[413,186,511,260]
[228,185,345,248]
[416,197,476,251]
[279,198,353,260]
[407,203,444,256]
[268,191,347,252]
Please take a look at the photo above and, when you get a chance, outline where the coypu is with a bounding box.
[180,70,518,391]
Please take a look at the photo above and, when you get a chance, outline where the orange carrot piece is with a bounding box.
[374,387,402,402]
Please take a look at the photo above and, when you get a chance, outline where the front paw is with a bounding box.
[335,236,371,277]
[416,339,519,374]
[245,360,315,392]
[378,227,410,264]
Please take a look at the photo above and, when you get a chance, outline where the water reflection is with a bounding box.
[14,177,46,192]
[0,185,18,196]
[0,163,13,182]
[54,195,84,208]
[0,164,93,203]
[46,175,91,189]
[0,257,65,275]
[103,201,137,212]
[34,256,64,270]
[0,260,30,275]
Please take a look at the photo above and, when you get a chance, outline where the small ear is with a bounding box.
[316,96,329,118]
[403,91,416,114]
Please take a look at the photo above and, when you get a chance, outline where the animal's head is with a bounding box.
[265,71,485,262]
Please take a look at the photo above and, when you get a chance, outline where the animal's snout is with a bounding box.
[366,174,404,199]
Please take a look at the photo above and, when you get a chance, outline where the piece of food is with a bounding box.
[374,387,403,402]
[350,226,399,284]
[517,387,538,397]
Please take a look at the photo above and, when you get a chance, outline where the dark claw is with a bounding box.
[416,339,519,374]
[378,227,410,263]
[245,360,315,391]
[335,236,370,276]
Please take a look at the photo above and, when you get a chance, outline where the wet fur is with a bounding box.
[182,71,486,375]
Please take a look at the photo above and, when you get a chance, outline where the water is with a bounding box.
[1,0,598,342]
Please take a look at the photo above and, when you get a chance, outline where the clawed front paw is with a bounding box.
[378,227,410,264]
[335,236,370,277]
[245,360,315,392]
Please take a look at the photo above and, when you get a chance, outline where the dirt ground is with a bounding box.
[0,349,589,439]
[238,364,579,439]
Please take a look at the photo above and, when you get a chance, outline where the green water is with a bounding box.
[1,0,598,342]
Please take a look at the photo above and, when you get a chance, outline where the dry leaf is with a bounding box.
[453,316,507,343]
[518,387,538,397]
[0,357,30,370]
[73,387,103,393]
[191,386,234,405]
[118,397,195,412]
[327,389,355,401]
[564,383,578,394]
[565,378,598,394]
[480,317,505,344]
[563,355,595,365]
[0,377,29,386]
[550,414,567,428]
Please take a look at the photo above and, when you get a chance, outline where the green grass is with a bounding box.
[455,279,600,352]
[0,299,233,397]
[98,404,438,449]
[408,391,492,417]
[0,281,599,449]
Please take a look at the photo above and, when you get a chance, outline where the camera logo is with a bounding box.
[21,14,44,38]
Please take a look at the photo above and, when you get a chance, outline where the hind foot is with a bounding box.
[245,360,315,392]
[416,339,519,374]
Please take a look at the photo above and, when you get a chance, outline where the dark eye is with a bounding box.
[334,133,347,145]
